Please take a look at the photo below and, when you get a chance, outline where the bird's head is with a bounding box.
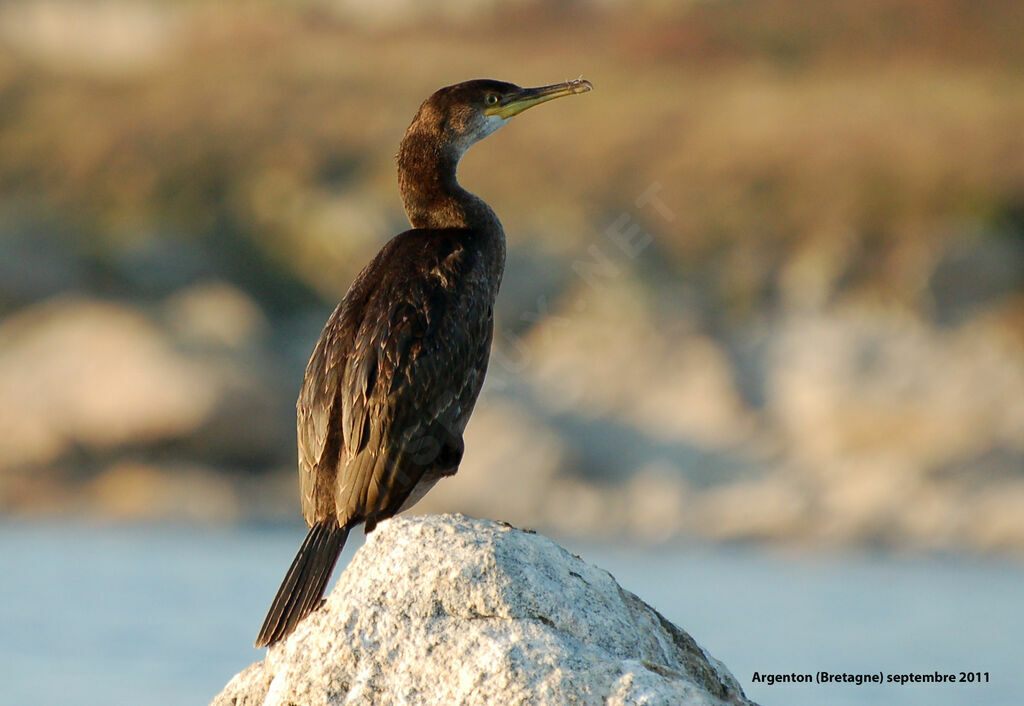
[408,78,593,157]
[398,77,592,228]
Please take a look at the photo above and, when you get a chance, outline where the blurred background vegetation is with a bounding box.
[1,0,1023,553]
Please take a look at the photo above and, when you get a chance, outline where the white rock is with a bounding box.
[212,515,755,706]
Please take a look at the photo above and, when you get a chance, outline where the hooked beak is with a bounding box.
[485,78,593,119]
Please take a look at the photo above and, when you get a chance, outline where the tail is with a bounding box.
[255,521,349,648]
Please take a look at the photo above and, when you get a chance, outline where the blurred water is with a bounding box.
[0,521,1020,706]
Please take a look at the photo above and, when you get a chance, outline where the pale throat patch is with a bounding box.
[451,113,509,159]
[479,113,508,138]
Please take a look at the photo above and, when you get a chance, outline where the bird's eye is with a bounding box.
[485,94,499,106]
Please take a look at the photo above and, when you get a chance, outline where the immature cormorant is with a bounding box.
[255,78,592,647]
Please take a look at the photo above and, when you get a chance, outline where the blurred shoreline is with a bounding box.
[1,0,1023,554]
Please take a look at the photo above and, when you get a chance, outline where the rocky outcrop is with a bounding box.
[211,515,756,706]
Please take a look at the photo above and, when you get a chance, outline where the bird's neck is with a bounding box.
[397,130,501,233]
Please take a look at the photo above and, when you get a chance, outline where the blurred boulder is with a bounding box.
[521,280,755,447]
[163,280,269,351]
[0,297,220,470]
[0,292,292,477]
[766,311,1024,475]
[764,310,1024,547]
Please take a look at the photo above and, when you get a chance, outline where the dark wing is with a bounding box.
[335,229,491,525]
[295,261,377,526]
[297,228,494,528]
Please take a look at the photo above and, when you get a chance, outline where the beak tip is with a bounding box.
[572,78,594,94]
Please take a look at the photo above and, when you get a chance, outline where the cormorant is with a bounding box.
[255,78,592,648]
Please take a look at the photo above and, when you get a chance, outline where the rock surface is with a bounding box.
[211,515,756,706]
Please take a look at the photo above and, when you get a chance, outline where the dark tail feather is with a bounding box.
[255,521,349,648]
